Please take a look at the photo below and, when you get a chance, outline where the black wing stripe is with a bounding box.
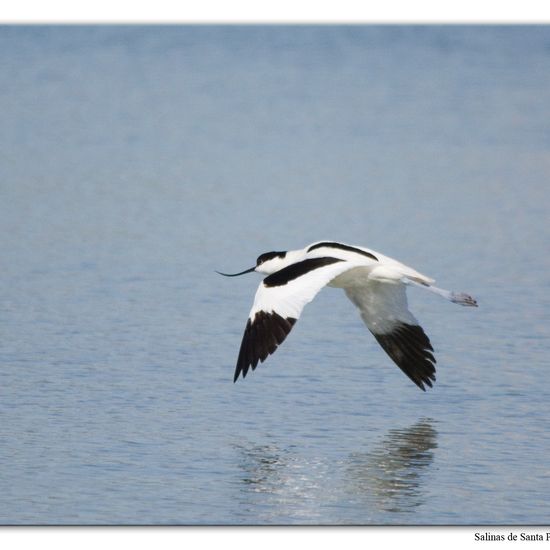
[234,311,297,382]
[372,323,436,391]
[307,241,378,261]
[263,257,343,287]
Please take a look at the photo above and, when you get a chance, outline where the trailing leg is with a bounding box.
[404,278,478,307]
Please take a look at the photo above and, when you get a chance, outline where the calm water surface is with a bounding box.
[1,26,549,524]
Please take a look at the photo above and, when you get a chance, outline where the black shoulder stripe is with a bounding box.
[263,257,344,288]
[372,323,436,391]
[234,311,296,382]
[307,241,378,261]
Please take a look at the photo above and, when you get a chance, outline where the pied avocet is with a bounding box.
[218,241,477,391]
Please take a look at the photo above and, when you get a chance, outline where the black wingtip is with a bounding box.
[233,363,244,383]
[232,312,297,382]
[373,323,437,391]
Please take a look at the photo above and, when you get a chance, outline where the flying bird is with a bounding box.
[218,241,477,391]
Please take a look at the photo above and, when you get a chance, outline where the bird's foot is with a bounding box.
[450,292,478,307]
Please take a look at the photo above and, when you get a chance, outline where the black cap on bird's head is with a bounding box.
[217,250,287,277]
[255,251,286,266]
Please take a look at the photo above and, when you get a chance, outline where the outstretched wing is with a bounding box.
[234,257,363,381]
[345,279,436,391]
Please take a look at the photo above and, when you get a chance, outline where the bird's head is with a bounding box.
[217,250,288,277]
[254,251,288,274]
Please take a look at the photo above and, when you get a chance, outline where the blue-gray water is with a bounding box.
[1,25,549,525]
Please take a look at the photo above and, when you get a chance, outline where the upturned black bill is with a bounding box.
[216,267,256,277]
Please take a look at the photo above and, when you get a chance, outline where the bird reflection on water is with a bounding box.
[344,418,438,514]
[234,418,438,523]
